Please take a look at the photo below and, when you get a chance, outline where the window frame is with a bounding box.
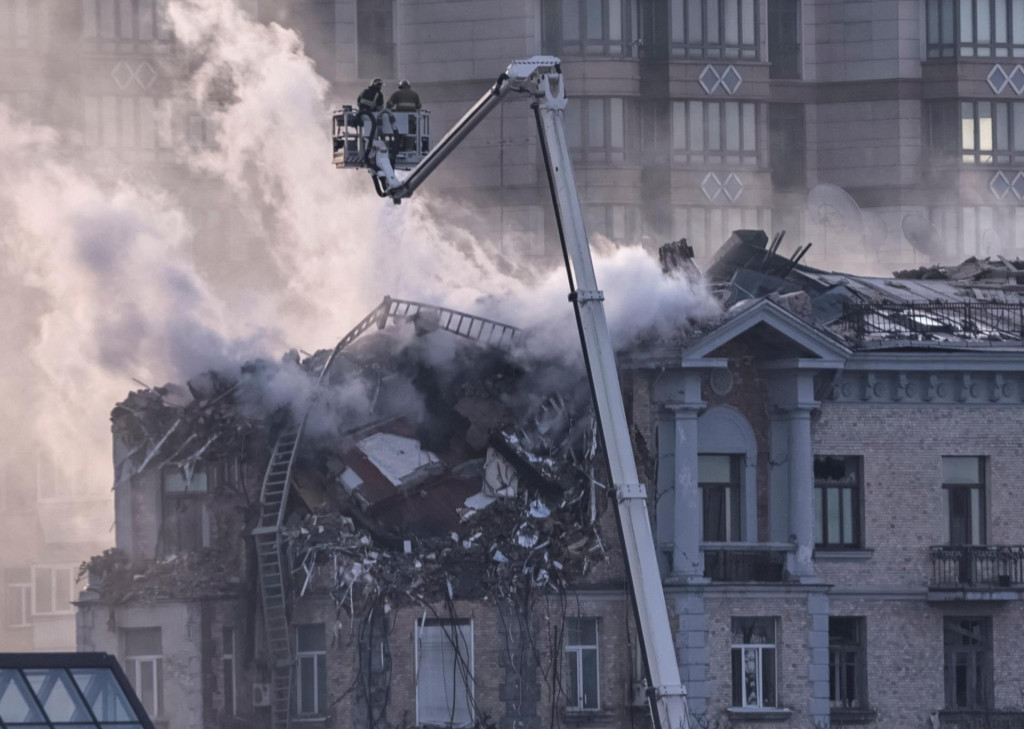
[222,627,237,718]
[927,0,1024,58]
[813,456,863,550]
[542,0,636,57]
[699,453,742,543]
[31,565,76,617]
[942,456,986,546]
[669,0,760,60]
[415,618,475,727]
[564,618,600,711]
[672,100,761,168]
[943,617,994,710]
[123,627,163,720]
[564,96,636,164]
[81,0,173,44]
[730,617,777,709]
[160,465,211,555]
[294,624,327,718]
[6,568,32,629]
[828,617,868,711]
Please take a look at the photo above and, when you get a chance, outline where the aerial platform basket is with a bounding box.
[332,106,431,170]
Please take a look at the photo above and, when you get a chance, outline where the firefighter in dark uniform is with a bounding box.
[357,78,385,112]
[386,80,421,111]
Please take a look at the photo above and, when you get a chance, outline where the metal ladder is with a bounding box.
[252,296,518,727]
[253,425,301,729]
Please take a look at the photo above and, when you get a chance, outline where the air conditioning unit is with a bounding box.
[252,683,271,707]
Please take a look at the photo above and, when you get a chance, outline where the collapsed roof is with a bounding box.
[700,230,1024,350]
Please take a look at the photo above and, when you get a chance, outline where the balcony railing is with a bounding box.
[929,546,1024,588]
[938,710,1024,729]
[838,302,1024,347]
[702,543,793,582]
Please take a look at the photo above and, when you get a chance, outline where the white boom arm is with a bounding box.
[354,57,689,729]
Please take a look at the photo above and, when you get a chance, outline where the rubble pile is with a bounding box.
[91,315,606,609]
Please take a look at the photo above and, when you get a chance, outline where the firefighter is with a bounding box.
[386,80,421,111]
[357,78,385,112]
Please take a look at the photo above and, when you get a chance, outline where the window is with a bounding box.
[767,0,800,78]
[5,568,31,628]
[768,103,806,188]
[928,205,1024,259]
[542,0,635,56]
[83,96,173,150]
[295,625,327,717]
[731,618,777,708]
[222,627,237,717]
[564,97,636,163]
[124,627,163,718]
[357,0,394,79]
[81,0,172,43]
[944,617,993,709]
[161,466,210,555]
[670,0,758,59]
[673,207,771,259]
[927,0,1024,58]
[31,566,76,616]
[699,454,741,542]
[829,617,867,710]
[943,457,985,546]
[586,204,641,243]
[0,0,30,49]
[814,456,862,549]
[672,101,760,167]
[952,100,1024,165]
[416,619,474,726]
[564,618,599,711]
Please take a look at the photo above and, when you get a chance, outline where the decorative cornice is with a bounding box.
[830,370,1023,405]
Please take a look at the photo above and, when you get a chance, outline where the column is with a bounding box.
[787,405,816,580]
[669,403,707,581]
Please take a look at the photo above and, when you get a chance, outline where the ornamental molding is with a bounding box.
[988,63,1024,94]
[699,64,743,95]
[831,371,1023,404]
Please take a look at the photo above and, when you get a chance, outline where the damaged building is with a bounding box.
[77,237,1024,729]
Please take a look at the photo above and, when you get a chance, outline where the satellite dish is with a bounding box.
[807,184,864,237]
[901,213,943,256]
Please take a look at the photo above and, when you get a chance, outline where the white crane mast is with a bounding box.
[333,57,690,729]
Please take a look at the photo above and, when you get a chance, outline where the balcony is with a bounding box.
[702,543,793,582]
[929,546,1024,601]
[938,711,1024,729]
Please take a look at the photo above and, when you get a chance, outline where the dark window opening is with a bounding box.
[829,617,867,710]
[814,456,862,549]
[699,454,741,542]
[357,0,394,79]
[768,103,806,189]
[944,617,993,710]
[943,456,985,546]
[768,0,800,78]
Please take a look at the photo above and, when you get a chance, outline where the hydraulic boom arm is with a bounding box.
[344,57,689,729]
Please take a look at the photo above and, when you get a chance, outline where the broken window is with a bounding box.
[222,627,237,717]
[927,0,1024,58]
[5,568,31,628]
[672,100,760,167]
[542,0,635,56]
[731,617,777,708]
[943,456,986,546]
[564,618,600,711]
[944,617,993,709]
[416,619,474,727]
[294,625,327,717]
[813,456,862,549]
[160,466,210,555]
[829,617,867,710]
[31,565,75,616]
[669,0,758,59]
[123,627,163,719]
[699,454,741,542]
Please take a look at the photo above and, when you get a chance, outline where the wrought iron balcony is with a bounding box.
[929,545,1024,589]
[938,710,1024,729]
[702,543,793,582]
[838,301,1024,347]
